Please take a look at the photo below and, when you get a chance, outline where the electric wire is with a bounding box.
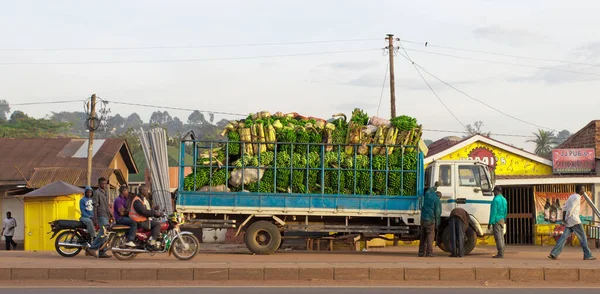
[376,59,389,117]
[398,44,466,129]
[396,46,556,132]
[104,101,246,117]
[0,48,380,65]
[402,48,600,77]
[0,38,382,51]
[400,39,600,67]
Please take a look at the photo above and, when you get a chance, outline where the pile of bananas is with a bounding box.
[186,108,423,196]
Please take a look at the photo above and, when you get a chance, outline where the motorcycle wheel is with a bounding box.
[172,234,200,261]
[112,235,138,261]
[54,230,84,258]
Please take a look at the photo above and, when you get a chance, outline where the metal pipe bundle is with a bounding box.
[139,128,173,216]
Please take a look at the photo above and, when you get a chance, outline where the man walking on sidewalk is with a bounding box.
[418,182,441,257]
[488,186,507,258]
[548,184,596,261]
[1,212,17,250]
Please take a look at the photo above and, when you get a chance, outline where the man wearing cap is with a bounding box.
[488,186,508,258]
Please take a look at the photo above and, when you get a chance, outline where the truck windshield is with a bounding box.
[458,165,490,190]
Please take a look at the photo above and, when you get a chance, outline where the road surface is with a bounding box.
[0,288,593,294]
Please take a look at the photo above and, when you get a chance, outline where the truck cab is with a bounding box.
[425,160,500,254]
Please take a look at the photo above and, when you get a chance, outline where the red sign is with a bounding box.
[467,147,497,169]
[552,148,596,174]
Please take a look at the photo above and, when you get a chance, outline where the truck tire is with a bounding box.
[244,221,282,255]
[436,230,447,252]
[442,225,477,256]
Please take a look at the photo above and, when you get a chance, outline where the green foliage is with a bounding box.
[390,115,418,131]
[227,131,240,155]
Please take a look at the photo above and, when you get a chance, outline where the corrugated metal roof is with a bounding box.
[0,138,136,185]
[28,167,127,189]
[23,181,84,197]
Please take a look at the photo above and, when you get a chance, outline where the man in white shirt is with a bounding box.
[1,211,17,250]
[548,184,596,260]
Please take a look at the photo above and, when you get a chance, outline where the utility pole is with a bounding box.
[386,34,396,118]
[86,94,97,187]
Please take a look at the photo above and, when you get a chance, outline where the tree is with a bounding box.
[464,121,491,137]
[528,129,556,158]
[553,129,571,145]
[188,110,208,125]
[150,111,173,126]
[106,114,126,133]
[124,113,144,129]
[0,99,9,122]
[50,111,87,137]
[9,110,28,124]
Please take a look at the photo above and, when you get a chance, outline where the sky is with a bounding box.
[1,0,599,152]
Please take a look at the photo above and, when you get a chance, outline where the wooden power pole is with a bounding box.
[386,34,396,118]
[86,94,97,187]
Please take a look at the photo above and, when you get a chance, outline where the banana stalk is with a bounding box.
[250,124,259,155]
[266,123,276,150]
[257,123,267,153]
[372,126,385,154]
[325,129,334,152]
[382,127,398,155]
[240,127,253,156]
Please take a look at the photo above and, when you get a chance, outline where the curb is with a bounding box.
[1,267,599,282]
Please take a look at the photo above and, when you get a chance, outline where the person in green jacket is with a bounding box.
[419,182,442,257]
[488,186,508,258]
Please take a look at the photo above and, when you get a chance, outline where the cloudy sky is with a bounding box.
[1,0,599,151]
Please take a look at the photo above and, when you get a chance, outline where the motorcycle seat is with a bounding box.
[55,220,86,229]
[112,225,131,230]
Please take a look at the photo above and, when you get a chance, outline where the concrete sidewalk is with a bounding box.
[0,245,598,282]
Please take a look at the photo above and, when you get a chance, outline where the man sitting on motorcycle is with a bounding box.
[114,185,137,247]
[128,185,162,248]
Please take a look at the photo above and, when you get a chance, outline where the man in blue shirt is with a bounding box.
[79,186,96,242]
[419,183,441,257]
[488,186,508,258]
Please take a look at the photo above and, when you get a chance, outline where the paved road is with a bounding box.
[0,288,592,294]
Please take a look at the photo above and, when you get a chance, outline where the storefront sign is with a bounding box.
[465,147,496,168]
[442,142,553,176]
[552,148,595,174]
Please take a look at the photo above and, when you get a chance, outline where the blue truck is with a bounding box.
[176,131,497,255]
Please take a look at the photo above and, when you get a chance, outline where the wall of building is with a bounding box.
[110,152,130,182]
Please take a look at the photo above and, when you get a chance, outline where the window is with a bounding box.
[458,165,492,192]
[478,166,491,192]
[438,165,452,186]
[459,166,479,187]
[425,166,432,188]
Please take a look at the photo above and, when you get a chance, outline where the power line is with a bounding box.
[376,59,389,117]
[396,47,556,131]
[400,39,600,68]
[0,38,382,51]
[0,48,379,65]
[402,48,600,77]
[104,101,246,117]
[423,128,536,138]
[0,99,83,106]
[399,45,466,129]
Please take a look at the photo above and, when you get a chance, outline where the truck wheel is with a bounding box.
[463,227,477,255]
[244,221,281,255]
[436,230,447,252]
[442,225,477,255]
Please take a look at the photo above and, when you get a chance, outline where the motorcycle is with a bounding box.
[48,220,100,257]
[108,212,199,261]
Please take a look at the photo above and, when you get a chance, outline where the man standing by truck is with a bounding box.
[419,183,441,257]
[448,207,470,257]
[488,186,507,258]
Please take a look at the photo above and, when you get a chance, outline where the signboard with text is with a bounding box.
[552,148,595,174]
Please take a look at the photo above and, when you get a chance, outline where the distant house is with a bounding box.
[0,138,138,242]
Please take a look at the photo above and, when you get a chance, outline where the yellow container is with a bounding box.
[24,194,81,251]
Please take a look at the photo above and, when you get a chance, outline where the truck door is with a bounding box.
[455,164,493,226]
[434,164,455,217]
